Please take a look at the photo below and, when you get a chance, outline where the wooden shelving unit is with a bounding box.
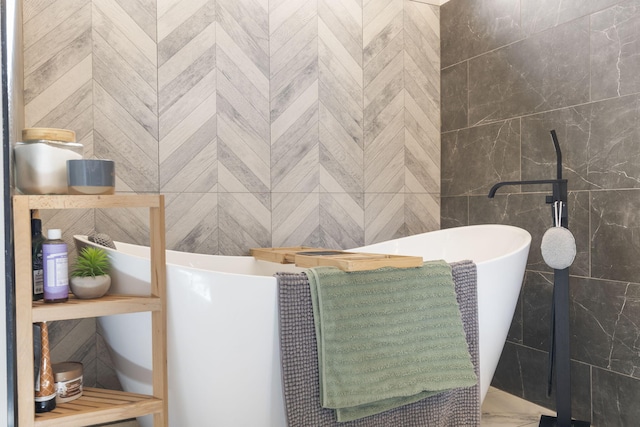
[13,194,168,427]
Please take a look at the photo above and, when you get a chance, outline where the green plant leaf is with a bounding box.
[71,247,110,278]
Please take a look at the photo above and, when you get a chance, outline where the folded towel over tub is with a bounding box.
[276,260,481,426]
[307,261,477,421]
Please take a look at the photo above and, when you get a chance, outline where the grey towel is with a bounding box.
[276,260,480,426]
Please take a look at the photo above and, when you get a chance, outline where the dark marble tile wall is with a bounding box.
[441,0,640,425]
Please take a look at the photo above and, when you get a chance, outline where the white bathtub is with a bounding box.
[75,224,531,427]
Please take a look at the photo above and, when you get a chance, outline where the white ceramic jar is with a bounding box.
[14,128,83,195]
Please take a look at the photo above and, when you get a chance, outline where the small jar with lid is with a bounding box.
[52,361,83,404]
[14,128,83,195]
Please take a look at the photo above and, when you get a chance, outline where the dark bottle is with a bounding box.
[31,219,44,301]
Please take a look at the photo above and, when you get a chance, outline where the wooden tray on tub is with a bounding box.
[250,246,423,272]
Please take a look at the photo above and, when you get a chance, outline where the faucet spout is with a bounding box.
[487,179,567,198]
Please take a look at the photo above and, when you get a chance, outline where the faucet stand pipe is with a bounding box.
[487,130,589,427]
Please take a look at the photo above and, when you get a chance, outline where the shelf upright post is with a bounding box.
[150,195,168,426]
[13,196,35,427]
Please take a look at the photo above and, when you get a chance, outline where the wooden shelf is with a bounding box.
[13,194,168,427]
[32,295,161,322]
[34,387,163,427]
[22,194,162,210]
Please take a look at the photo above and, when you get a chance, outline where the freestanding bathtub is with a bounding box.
[75,224,531,427]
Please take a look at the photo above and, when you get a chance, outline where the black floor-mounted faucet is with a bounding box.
[488,130,589,427]
[488,130,568,227]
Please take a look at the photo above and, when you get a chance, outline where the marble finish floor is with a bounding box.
[482,387,558,426]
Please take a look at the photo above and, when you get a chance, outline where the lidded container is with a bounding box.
[14,128,83,195]
[52,361,83,403]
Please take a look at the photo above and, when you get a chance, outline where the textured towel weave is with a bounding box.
[306,261,477,421]
[276,260,481,426]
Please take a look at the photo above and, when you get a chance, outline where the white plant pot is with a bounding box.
[70,275,111,299]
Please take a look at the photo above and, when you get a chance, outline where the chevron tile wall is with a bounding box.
[22,0,440,399]
[23,0,440,254]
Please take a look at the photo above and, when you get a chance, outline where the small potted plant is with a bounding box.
[69,247,111,299]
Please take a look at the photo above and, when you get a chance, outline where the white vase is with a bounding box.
[69,275,111,299]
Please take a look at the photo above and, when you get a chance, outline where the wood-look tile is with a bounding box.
[404,51,438,125]
[365,193,405,245]
[25,55,92,127]
[216,48,268,119]
[160,114,216,193]
[50,318,96,363]
[96,206,151,247]
[271,103,319,193]
[363,0,402,50]
[93,31,157,115]
[94,105,158,192]
[219,193,271,255]
[365,109,404,193]
[30,80,92,132]
[270,0,316,56]
[158,46,215,118]
[320,192,364,249]
[319,78,362,147]
[93,83,156,156]
[92,3,157,86]
[158,0,210,40]
[217,0,269,79]
[217,57,270,193]
[405,193,439,235]
[405,124,439,194]
[272,192,320,248]
[319,0,362,68]
[165,193,218,253]
[319,19,363,88]
[40,208,94,263]
[364,72,403,141]
[270,80,318,146]
[93,0,157,65]
[403,2,439,197]
[158,1,215,67]
[114,0,157,42]
[23,1,91,72]
[216,60,268,138]
[159,68,216,141]
[216,27,268,99]
[270,37,318,121]
[318,0,363,196]
[24,29,91,105]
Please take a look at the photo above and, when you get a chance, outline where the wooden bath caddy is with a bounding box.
[250,246,423,272]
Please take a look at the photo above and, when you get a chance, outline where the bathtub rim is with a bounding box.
[74,223,531,271]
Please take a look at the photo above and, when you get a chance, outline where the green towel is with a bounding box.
[307,261,477,422]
